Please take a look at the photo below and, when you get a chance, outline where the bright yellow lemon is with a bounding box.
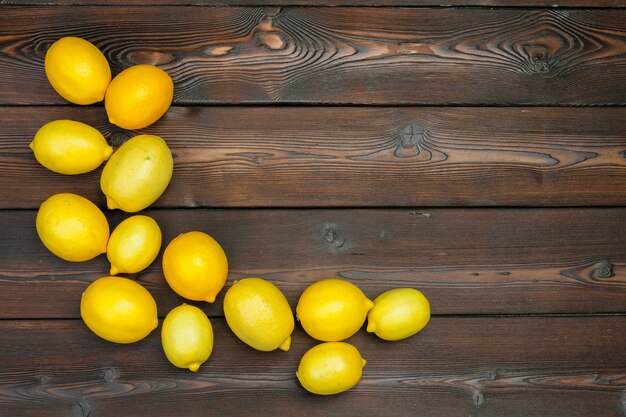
[297,342,366,395]
[296,279,374,342]
[162,304,214,372]
[80,276,158,344]
[45,37,111,105]
[367,288,430,341]
[162,231,228,302]
[105,64,173,130]
[100,134,173,212]
[36,193,109,262]
[107,215,162,275]
[223,278,294,351]
[30,120,113,175]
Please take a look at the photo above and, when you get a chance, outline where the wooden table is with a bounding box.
[1,1,626,416]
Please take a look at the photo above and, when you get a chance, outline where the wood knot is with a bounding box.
[322,225,345,249]
[259,33,286,50]
[472,390,485,407]
[208,46,234,56]
[531,58,551,74]
[72,398,91,417]
[396,123,425,158]
[109,131,132,147]
[103,367,118,382]
[592,261,614,279]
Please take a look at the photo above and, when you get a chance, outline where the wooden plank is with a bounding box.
[0,317,624,416]
[1,208,625,318]
[4,106,626,209]
[4,1,626,7]
[3,7,626,105]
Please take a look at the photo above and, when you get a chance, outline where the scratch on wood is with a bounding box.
[410,211,431,218]
[620,391,626,416]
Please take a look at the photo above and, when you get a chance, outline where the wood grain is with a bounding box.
[3,7,626,104]
[4,1,626,6]
[0,317,624,417]
[4,106,626,208]
[1,208,625,318]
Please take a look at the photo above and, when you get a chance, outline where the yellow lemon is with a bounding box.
[223,278,294,352]
[100,134,173,212]
[162,231,228,303]
[36,193,109,262]
[105,64,174,130]
[296,279,374,342]
[45,37,111,105]
[107,215,162,275]
[29,120,113,175]
[162,304,214,372]
[297,342,366,395]
[367,288,430,341]
[80,276,158,344]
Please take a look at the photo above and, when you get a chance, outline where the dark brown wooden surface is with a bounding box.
[1,208,625,318]
[1,318,625,417]
[2,1,626,416]
[4,0,626,6]
[4,7,626,105]
[3,106,626,208]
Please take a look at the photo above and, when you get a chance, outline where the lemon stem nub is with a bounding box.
[188,362,201,372]
[104,145,114,160]
[366,321,376,333]
[110,265,119,275]
[106,196,118,210]
[278,336,291,351]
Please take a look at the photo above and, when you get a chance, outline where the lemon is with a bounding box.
[80,276,158,344]
[45,37,111,105]
[100,134,173,212]
[162,304,214,372]
[367,288,430,341]
[296,279,374,342]
[105,64,174,130]
[223,278,294,352]
[162,231,228,302]
[107,215,162,275]
[29,120,113,175]
[297,342,366,395]
[36,193,109,262]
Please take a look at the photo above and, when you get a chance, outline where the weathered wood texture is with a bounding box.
[4,0,626,6]
[4,106,626,208]
[3,7,626,105]
[1,208,625,318]
[1,318,625,417]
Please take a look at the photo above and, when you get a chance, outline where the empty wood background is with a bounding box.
[0,2,625,417]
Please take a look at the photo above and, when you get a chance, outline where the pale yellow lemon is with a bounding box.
[36,193,109,262]
[105,64,174,130]
[100,134,173,212]
[107,215,162,275]
[296,279,374,342]
[162,304,214,372]
[223,278,294,352]
[80,276,158,344]
[30,119,113,175]
[367,288,430,341]
[297,342,366,395]
[162,231,228,303]
[45,37,111,105]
